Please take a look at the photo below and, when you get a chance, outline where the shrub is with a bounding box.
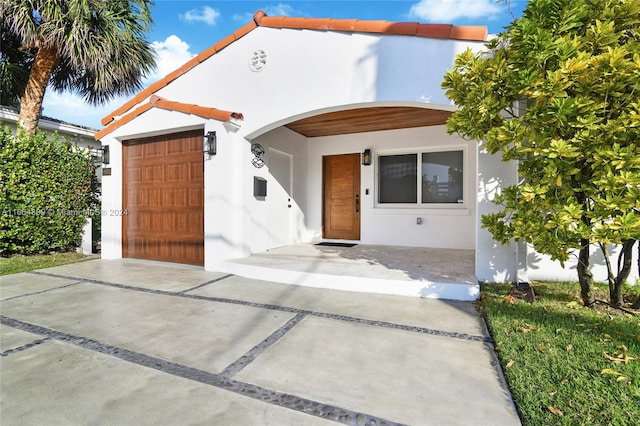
[0,127,100,255]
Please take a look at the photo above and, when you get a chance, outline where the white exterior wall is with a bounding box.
[475,143,519,283]
[242,124,476,258]
[143,27,477,137]
[306,126,476,249]
[240,126,310,255]
[528,246,640,284]
[96,24,640,285]
[98,26,486,268]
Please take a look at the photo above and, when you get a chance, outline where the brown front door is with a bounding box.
[123,130,204,266]
[323,153,361,240]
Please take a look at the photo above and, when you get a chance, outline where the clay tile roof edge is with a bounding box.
[100,9,487,135]
[256,13,487,42]
[95,102,153,140]
[95,96,243,140]
[100,20,258,129]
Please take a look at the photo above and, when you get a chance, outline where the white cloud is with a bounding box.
[263,4,298,16]
[41,35,196,129]
[409,0,502,22]
[148,35,196,82]
[233,3,300,21]
[180,6,220,26]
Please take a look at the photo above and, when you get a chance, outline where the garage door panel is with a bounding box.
[190,161,204,179]
[163,188,187,207]
[126,190,143,207]
[189,188,203,207]
[167,140,191,154]
[143,164,164,182]
[144,143,165,157]
[143,188,161,206]
[166,163,189,181]
[128,144,144,158]
[127,167,143,183]
[123,130,204,266]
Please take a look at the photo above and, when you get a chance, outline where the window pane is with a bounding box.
[421,151,463,203]
[379,154,417,203]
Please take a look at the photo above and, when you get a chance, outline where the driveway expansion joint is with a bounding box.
[0,315,404,426]
[26,270,493,344]
[1,279,84,302]
[1,337,51,357]
[179,274,234,293]
[220,312,307,378]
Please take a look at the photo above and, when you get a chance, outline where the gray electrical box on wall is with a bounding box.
[254,176,267,197]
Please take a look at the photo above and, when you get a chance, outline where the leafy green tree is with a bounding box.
[1,0,156,134]
[442,0,640,306]
[0,127,100,255]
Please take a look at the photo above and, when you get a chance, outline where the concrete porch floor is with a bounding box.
[217,244,479,301]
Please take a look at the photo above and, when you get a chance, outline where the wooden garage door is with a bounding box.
[123,130,204,266]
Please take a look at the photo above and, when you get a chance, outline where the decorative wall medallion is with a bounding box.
[249,49,268,72]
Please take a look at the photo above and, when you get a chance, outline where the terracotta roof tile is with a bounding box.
[163,67,183,83]
[94,96,242,140]
[179,56,201,74]
[281,17,309,29]
[151,95,243,122]
[259,16,288,28]
[416,23,453,38]
[383,22,420,35]
[214,33,238,52]
[96,102,153,140]
[255,14,486,41]
[304,18,331,30]
[449,25,488,41]
[233,21,257,39]
[99,10,486,136]
[324,18,355,32]
[197,44,218,62]
[253,10,267,24]
[354,20,389,33]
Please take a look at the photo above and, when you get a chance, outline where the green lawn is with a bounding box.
[0,252,94,276]
[481,282,640,425]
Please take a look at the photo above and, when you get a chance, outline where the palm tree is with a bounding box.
[1,0,156,134]
[0,21,33,107]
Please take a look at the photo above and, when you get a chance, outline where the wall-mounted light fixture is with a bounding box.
[251,143,265,168]
[362,148,372,166]
[101,145,110,165]
[204,131,217,156]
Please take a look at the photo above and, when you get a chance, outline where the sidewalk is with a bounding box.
[1,259,520,425]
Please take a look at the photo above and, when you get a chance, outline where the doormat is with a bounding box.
[316,242,358,248]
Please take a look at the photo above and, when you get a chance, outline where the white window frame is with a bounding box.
[374,145,467,209]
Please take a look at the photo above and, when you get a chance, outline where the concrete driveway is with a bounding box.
[1,259,520,426]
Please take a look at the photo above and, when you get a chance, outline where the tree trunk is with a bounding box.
[18,44,58,135]
[610,240,635,307]
[577,238,595,306]
[633,242,640,309]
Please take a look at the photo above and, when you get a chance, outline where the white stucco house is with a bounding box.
[1,105,101,255]
[96,11,638,298]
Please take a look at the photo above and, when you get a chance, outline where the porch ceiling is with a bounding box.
[284,106,452,138]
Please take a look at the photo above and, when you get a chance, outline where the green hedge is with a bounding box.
[0,127,100,255]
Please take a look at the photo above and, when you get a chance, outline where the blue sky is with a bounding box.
[42,0,528,130]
